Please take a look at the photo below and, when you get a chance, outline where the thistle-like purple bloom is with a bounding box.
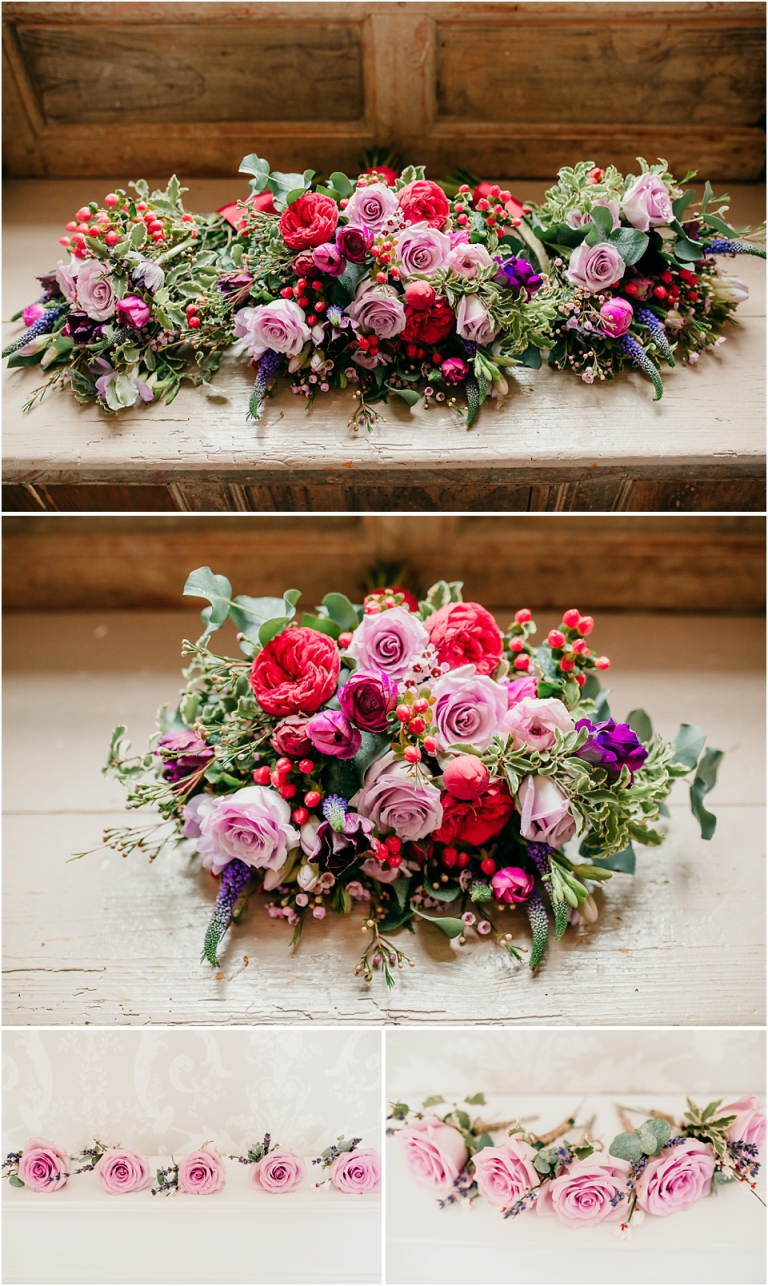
[304,796,376,876]
[575,718,648,780]
[493,255,543,297]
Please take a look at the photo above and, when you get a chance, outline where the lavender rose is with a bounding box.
[270,714,314,758]
[252,1148,306,1193]
[536,1157,630,1227]
[97,1148,151,1195]
[455,293,499,344]
[518,774,576,848]
[177,1147,226,1195]
[565,241,626,293]
[156,729,214,782]
[234,299,310,358]
[394,222,450,278]
[445,242,493,279]
[312,242,346,276]
[352,750,443,841]
[339,668,399,732]
[346,606,428,680]
[721,1096,766,1154]
[346,280,406,338]
[344,181,399,232]
[472,1139,540,1208]
[185,784,300,876]
[622,173,674,232]
[635,1138,715,1216]
[18,1138,70,1192]
[55,258,80,302]
[337,224,374,263]
[431,665,508,753]
[504,696,575,752]
[307,709,362,759]
[76,259,116,321]
[399,1117,469,1192]
[329,1148,381,1194]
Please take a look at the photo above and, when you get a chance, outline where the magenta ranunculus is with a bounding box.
[22,302,46,326]
[599,296,634,337]
[252,1148,307,1193]
[347,606,428,681]
[338,669,399,732]
[537,1157,630,1227]
[635,1138,715,1216]
[337,224,374,263]
[177,1147,226,1195]
[270,714,314,758]
[116,294,151,328]
[312,242,346,276]
[445,242,494,278]
[491,865,534,904]
[721,1096,766,1154]
[503,696,575,752]
[307,708,362,759]
[431,665,508,753]
[18,1138,70,1192]
[345,280,406,338]
[329,1148,381,1194]
[395,223,450,278]
[518,774,576,848]
[186,784,300,876]
[399,1117,469,1192]
[565,241,626,293]
[76,259,116,321]
[344,182,399,232]
[455,293,498,344]
[622,173,674,232]
[234,299,310,358]
[472,1139,539,1208]
[441,356,469,383]
[352,750,443,842]
[97,1148,151,1195]
[441,755,490,800]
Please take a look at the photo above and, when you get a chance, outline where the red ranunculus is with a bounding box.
[401,297,456,345]
[434,779,515,846]
[250,627,341,716]
[426,601,504,676]
[397,180,450,229]
[279,192,339,250]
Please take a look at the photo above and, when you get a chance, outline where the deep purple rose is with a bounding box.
[156,730,214,782]
[308,709,362,759]
[338,669,399,732]
[336,224,374,263]
[575,718,648,778]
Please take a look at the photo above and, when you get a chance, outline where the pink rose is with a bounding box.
[566,199,621,230]
[455,294,498,345]
[491,866,534,904]
[270,714,313,758]
[76,259,116,321]
[431,665,508,753]
[505,675,538,706]
[395,223,450,278]
[599,296,634,337]
[177,1147,226,1195]
[252,1148,306,1193]
[344,181,399,232]
[504,697,575,752]
[18,1138,70,1192]
[399,1117,469,1192]
[445,242,494,279]
[537,1157,630,1227]
[329,1148,381,1194]
[97,1148,151,1195]
[312,242,346,276]
[188,784,300,876]
[346,280,406,338]
[519,775,576,848]
[352,750,443,842]
[55,257,79,302]
[566,241,626,294]
[337,224,374,263]
[347,606,428,680]
[441,356,469,383]
[234,299,310,359]
[635,1138,715,1216]
[441,755,490,800]
[116,295,151,328]
[472,1138,540,1208]
[720,1096,766,1154]
[622,173,674,232]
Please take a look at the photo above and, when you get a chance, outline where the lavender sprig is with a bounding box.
[248,348,281,421]
[704,238,766,259]
[526,893,549,971]
[202,858,254,967]
[617,333,664,401]
[634,308,675,367]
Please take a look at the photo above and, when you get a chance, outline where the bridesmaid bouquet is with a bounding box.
[90,569,721,981]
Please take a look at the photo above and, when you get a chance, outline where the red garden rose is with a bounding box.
[426,602,504,676]
[434,779,515,846]
[250,627,341,716]
[279,192,339,250]
[397,180,451,229]
[401,297,456,345]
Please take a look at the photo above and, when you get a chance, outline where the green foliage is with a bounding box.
[410,903,465,939]
[610,1116,671,1162]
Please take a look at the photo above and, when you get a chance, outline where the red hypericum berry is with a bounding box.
[311,279,323,291]
[513,654,530,671]
[412,698,430,714]
[253,766,272,785]
[306,314,317,326]
[396,704,411,722]
[595,655,611,670]
[152,231,164,242]
[404,746,421,763]
[58,236,71,246]
[276,757,293,775]
[432,352,443,364]
[76,206,91,221]
[457,213,468,226]
[457,852,471,868]
[660,270,673,284]
[279,782,297,800]
[280,287,294,299]
[560,657,576,672]
[65,220,78,232]
[339,198,348,209]
[298,758,314,775]
[624,282,638,296]
[486,215,496,226]
[298,296,310,309]
[562,608,581,628]
[572,639,589,655]
[104,193,119,207]
[188,316,201,328]
[578,616,595,635]
[548,629,566,648]
[185,303,198,315]
[136,201,148,212]
[292,806,309,825]
[508,637,524,653]
[270,770,284,788]
[575,672,587,688]
[304,789,322,808]
[423,735,438,755]
[477,198,490,211]
[376,271,387,284]
[408,717,426,735]
[480,857,496,876]
[514,608,532,623]
[500,190,512,202]
[87,226,101,238]
[338,631,354,648]
[688,290,699,301]
[105,231,120,246]
[385,835,402,854]
[442,846,458,868]
[653,285,667,300]
[589,166,605,183]
[314,300,326,313]
[387,853,403,869]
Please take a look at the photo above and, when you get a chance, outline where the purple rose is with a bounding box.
[62,310,105,346]
[217,270,254,295]
[575,718,648,779]
[394,223,450,278]
[446,242,493,279]
[565,241,626,293]
[18,1138,70,1192]
[455,294,498,344]
[344,182,399,232]
[431,665,508,752]
[76,259,116,321]
[346,280,406,338]
[337,224,374,263]
[234,299,310,358]
[518,774,576,848]
[308,709,362,759]
[312,242,346,276]
[493,255,543,297]
[352,751,443,841]
[622,173,674,232]
[156,729,214,782]
[116,294,151,328]
[185,785,300,876]
[346,606,428,680]
[599,296,634,337]
[441,356,469,383]
[339,669,399,732]
[270,714,313,758]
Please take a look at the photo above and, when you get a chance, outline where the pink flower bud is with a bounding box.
[404,280,436,311]
[442,755,490,801]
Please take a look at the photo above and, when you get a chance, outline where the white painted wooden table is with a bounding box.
[386,1094,766,1285]
[3,180,765,512]
[3,609,763,1026]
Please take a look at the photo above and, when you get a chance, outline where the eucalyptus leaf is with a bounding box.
[626,708,653,743]
[672,724,707,771]
[410,903,465,939]
[609,1131,644,1163]
[690,746,722,840]
[609,226,649,265]
[637,1117,671,1154]
[183,566,233,638]
[322,592,360,631]
[301,613,342,639]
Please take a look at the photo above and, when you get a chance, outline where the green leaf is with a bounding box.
[672,724,707,771]
[589,204,614,236]
[7,349,46,369]
[114,374,139,407]
[228,593,286,640]
[675,236,705,262]
[387,385,420,407]
[464,1092,486,1106]
[410,903,465,939]
[626,708,653,743]
[583,841,635,873]
[129,221,147,250]
[637,1117,671,1154]
[183,566,232,638]
[609,227,649,266]
[391,876,411,912]
[258,589,302,646]
[330,172,354,198]
[422,1095,445,1108]
[284,187,306,207]
[8,1175,25,1188]
[239,154,271,188]
[672,190,696,220]
[322,592,359,631]
[517,343,541,369]
[609,1131,644,1163]
[336,260,367,300]
[690,746,722,840]
[301,613,342,639]
[427,883,462,903]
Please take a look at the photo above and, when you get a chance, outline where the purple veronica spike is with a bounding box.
[634,307,675,367]
[617,332,663,400]
[202,858,253,967]
[704,238,765,259]
[248,347,282,420]
[2,303,68,359]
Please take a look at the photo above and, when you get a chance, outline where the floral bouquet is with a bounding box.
[391,1092,764,1236]
[2,178,233,412]
[92,570,721,983]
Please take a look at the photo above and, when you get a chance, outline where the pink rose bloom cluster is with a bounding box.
[250,1148,307,1193]
[472,1138,539,1207]
[183,784,300,877]
[566,241,626,294]
[634,1138,714,1216]
[347,605,428,680]
[178,1147,226,1195]
[97,1148,151,1194]
[343,181,399,232]
[537,1156,630,1226]
[234,299,311,358]
[721,1095,766,1153]
[18,1138,70,1192]
[622,173,674,232]
[518,774,576,847]
[394,223,450,278]
[329,1147,381,1194]
[399,1118,469,1193]
[504,696,574,751]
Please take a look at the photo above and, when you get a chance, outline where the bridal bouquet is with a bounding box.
[391,1093,764,1236]
[93,570,720,982]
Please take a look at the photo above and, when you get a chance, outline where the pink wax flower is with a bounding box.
[566,241,626,294]
[455,293,498,345]
[504,696,575,752]
[177,1147,226,1195]
[622,173,674,232]
[329,1148,381,1194]
[399,1117,469,1192]
[720,1095,766,1154]
[22,302,46,326]
[441,754,490,800]
[537,1157,630,1227]
[472,1138,540,1208]
[97,1148,151,1195]
[635,1138,715,1216]
[431,665,508,753]
[599,296,634,337]
[441,356,469,383]
[17,1138,70,1192]
[491,865,534,904]
[252,1148,307,1194]
[346,605,428,680]
[518,774,576,848]
[312,242,346,276]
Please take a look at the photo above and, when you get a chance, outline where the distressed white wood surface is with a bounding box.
[386,1094,766,1286]
[2,180,765,487]
[3,609,763,1026]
